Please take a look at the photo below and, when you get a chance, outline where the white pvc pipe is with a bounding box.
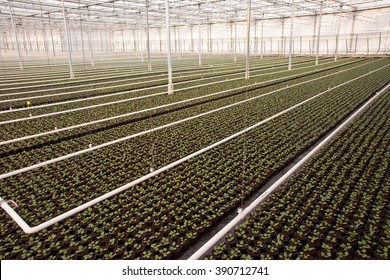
[1,59,362,146]
[2,74,388,235]
[188,81,390,260]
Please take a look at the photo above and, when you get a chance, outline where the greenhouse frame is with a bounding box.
[0,0,389,262]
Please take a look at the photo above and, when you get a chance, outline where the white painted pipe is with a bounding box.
[188,81,390,260]
[1,59,364,146]
[2,75,388,234]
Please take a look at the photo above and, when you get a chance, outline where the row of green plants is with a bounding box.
[0,57,302,109]
[0,62,388,259]
[204,90,389,260]
[0,58,386,175]
[0,55,236,86]
[0,57,326,117]
[0,58,370,149]
[0,57,290,94]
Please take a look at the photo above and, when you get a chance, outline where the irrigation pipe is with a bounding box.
[1,71,389,234]
[0,58,356,124]
[0,59,371,145]
[188,81,390,260]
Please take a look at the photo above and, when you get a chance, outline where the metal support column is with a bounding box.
[98,18,104,58]
[207,21,210,57]
[254,19,257,53]
[198,3,202,66]
[315,1,323,65]
[349,12,356,53]
[234,10,237,62]
[281,18,285,55]
[260,11,264,59]
[165,0,173,94]
[245,0,251,80]
[313,14,317,54]
[288,0,294,70]
[159,27,162,53]
[138,11,144,62]
[61,0,74,78]
[48,15,56,63]
[8,0,23,70]
[177,11,181,59]
[334,6,341,61]
[146,0,152,70]
[87,8,95,67]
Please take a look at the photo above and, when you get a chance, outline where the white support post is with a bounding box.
[245,0,251,80]
[98,18,104,59]
[207,21,210,57]
[354,34,358,54]
[281,18,285,55]
[315,1,323,65]
[377,32,381,54]
[288,0,294,70]
[300,36,302,54]
[349,12,356,53]
[190,25,194,53]
[39,1,50,66]
[198,3,202,66]
[230,23,233,54]
[159,27,162,53]
[8,0,23,70]
[139,12,144,62]
[48,15,56,64]
[145,0,152,70]
[234,10,237,62]
[165,0,173,94]
[312,14,317,54]
[87,8,95,67]
[334,6,341,61]
[22,27,28,55]
[177,11,181,59]
[260,11,264,59]
[61,0,74,78]
[254,19,257,53]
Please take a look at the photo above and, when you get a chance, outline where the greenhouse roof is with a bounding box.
[1,0,390,30]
